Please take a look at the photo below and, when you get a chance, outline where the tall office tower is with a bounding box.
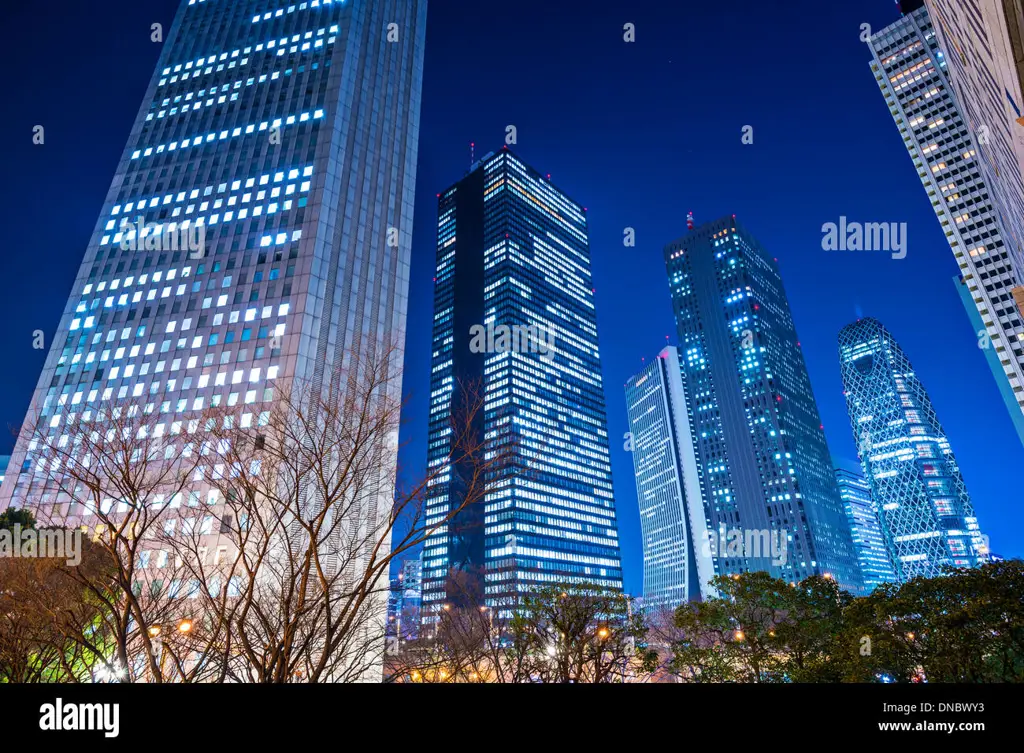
[834,464,897,591]
[838,318,989,581]
[868,6,1024,449]
[421,148,623,624]
[664,217,863,593]
[926,0,1024,274]
[624,347,716,607]
[0,0,427,673]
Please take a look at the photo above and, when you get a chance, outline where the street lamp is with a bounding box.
[178,619,193,634]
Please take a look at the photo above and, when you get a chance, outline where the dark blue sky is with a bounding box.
[2,0,1020,595]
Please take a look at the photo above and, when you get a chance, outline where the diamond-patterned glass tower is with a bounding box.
[838,318,989,581]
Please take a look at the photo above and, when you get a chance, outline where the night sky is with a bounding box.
[2,0,1020,595]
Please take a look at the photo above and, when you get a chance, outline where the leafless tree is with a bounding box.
[17,397,224,682]
[8,336,509,683]
[184,340,511,682]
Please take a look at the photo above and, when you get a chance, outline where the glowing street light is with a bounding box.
[178,619,193,634]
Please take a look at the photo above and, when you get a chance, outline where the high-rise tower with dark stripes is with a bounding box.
[421,149,623,623]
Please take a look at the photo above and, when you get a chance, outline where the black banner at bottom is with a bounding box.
[0,682,1010,743]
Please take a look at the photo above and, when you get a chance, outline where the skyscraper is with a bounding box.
[834,464,897,591]
[838,317,989,581]
[421,148,623,624]
[624,346,716,606]
[926,0,1024,273]
[0,0,428,671]
[664,217,863,593]
[868,5,1024,448]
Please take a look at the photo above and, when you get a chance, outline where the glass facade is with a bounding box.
[624,346,716,606]
[834,465,897,591]
[954,274,1024,442]
[422,148,622,623]
[869,6,1024,448]
[0,0,427,599]
[838,317,989,581]
[664,216,863,593]
[926,0,1024,276]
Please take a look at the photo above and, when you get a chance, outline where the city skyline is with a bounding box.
[2,0,1023,599]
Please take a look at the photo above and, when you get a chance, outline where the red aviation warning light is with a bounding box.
[686,211,695,231]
